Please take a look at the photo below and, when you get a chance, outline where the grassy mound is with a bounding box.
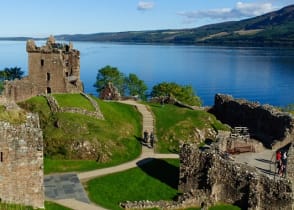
[149,104,229,153]
[19,95,142,174]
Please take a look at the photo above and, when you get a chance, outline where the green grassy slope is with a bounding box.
[18,94,229,171]
[18,95,142,174]
[150,104,229,153]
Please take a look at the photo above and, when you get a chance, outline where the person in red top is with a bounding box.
[276,150,282,176]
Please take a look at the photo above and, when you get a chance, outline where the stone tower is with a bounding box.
[3,35,83,102]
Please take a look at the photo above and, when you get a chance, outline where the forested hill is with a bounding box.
[1,5,293,46]
[54,5,294,46]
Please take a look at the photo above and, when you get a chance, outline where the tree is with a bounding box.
[0,66,24,94]
[151,82,201,106]
[125,73,147,100]
[0,67,24,81]
[93,65,125,95]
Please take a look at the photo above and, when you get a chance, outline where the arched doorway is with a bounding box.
[47,87,51,94]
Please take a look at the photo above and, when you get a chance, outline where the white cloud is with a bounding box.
[177,2,276,23]
[137,1,154,11]
[234,2,274,16]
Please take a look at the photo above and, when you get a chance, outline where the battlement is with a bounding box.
[26,35,79,55]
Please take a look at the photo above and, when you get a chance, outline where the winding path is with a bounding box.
[45,100,178,210]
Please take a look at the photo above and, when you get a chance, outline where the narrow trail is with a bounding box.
[47,100,178,210]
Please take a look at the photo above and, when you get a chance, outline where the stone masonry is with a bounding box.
[210,94,294,149]
[0,98,44,208]
[178,143,293,210]
[3,35,83,102]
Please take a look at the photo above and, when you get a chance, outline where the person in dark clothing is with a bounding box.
[143,130,149,144]
[150,131,155,148]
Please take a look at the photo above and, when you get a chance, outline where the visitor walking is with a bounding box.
[143,130,149,144]
[282,150,288,177]
[150,131,155,148]
[276,150,282,176]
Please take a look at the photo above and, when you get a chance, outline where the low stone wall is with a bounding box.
[44,94,104,120]
[210,94,294,148]
[178,143,293,210]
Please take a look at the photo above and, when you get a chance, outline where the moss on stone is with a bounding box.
[0,105,27,124]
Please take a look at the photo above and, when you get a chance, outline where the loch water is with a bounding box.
[0,41,293,107]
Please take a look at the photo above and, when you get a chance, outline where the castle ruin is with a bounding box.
[3,35,83,102]
[209,94,294,149]
[0,97,44,208]
[121,94,294,210]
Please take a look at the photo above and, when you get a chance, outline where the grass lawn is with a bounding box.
[19,95,142,174]
[53,93,95,111]
[86,159,179,210]
[44,201,72,210]
[86,158,240,210]
[149,103,229,153]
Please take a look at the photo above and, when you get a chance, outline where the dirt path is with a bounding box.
[232,149,277,178]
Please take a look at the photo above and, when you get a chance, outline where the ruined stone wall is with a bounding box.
[210,94,294,148]
[0,105,44,208]
[4,77,37,102]
[3,36,83,102]
[178,143,293,210]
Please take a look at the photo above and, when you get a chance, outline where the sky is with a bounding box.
[0,0,293,37]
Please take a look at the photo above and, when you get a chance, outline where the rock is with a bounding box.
[99,82,121,100]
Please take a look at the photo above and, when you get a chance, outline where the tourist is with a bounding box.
[276,150,282,176]
[282,151,288,177]
[150,131,155,148]
[143,130,149,144]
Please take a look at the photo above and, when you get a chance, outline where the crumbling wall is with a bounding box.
[178,143,293,210]
[3,36,83,102]
[210,94,294,148]
[0,102,44,208]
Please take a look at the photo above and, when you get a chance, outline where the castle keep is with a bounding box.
[4,36,83,102]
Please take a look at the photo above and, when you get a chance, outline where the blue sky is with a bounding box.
[0,0,293,37]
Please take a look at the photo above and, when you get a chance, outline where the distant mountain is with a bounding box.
[2,5,294,46]
[54,5,294,46]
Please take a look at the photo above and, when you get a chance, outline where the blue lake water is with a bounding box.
[0,41,293,106]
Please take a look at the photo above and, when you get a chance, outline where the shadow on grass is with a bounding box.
[136,158,179,190]
[135,135,144,143]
